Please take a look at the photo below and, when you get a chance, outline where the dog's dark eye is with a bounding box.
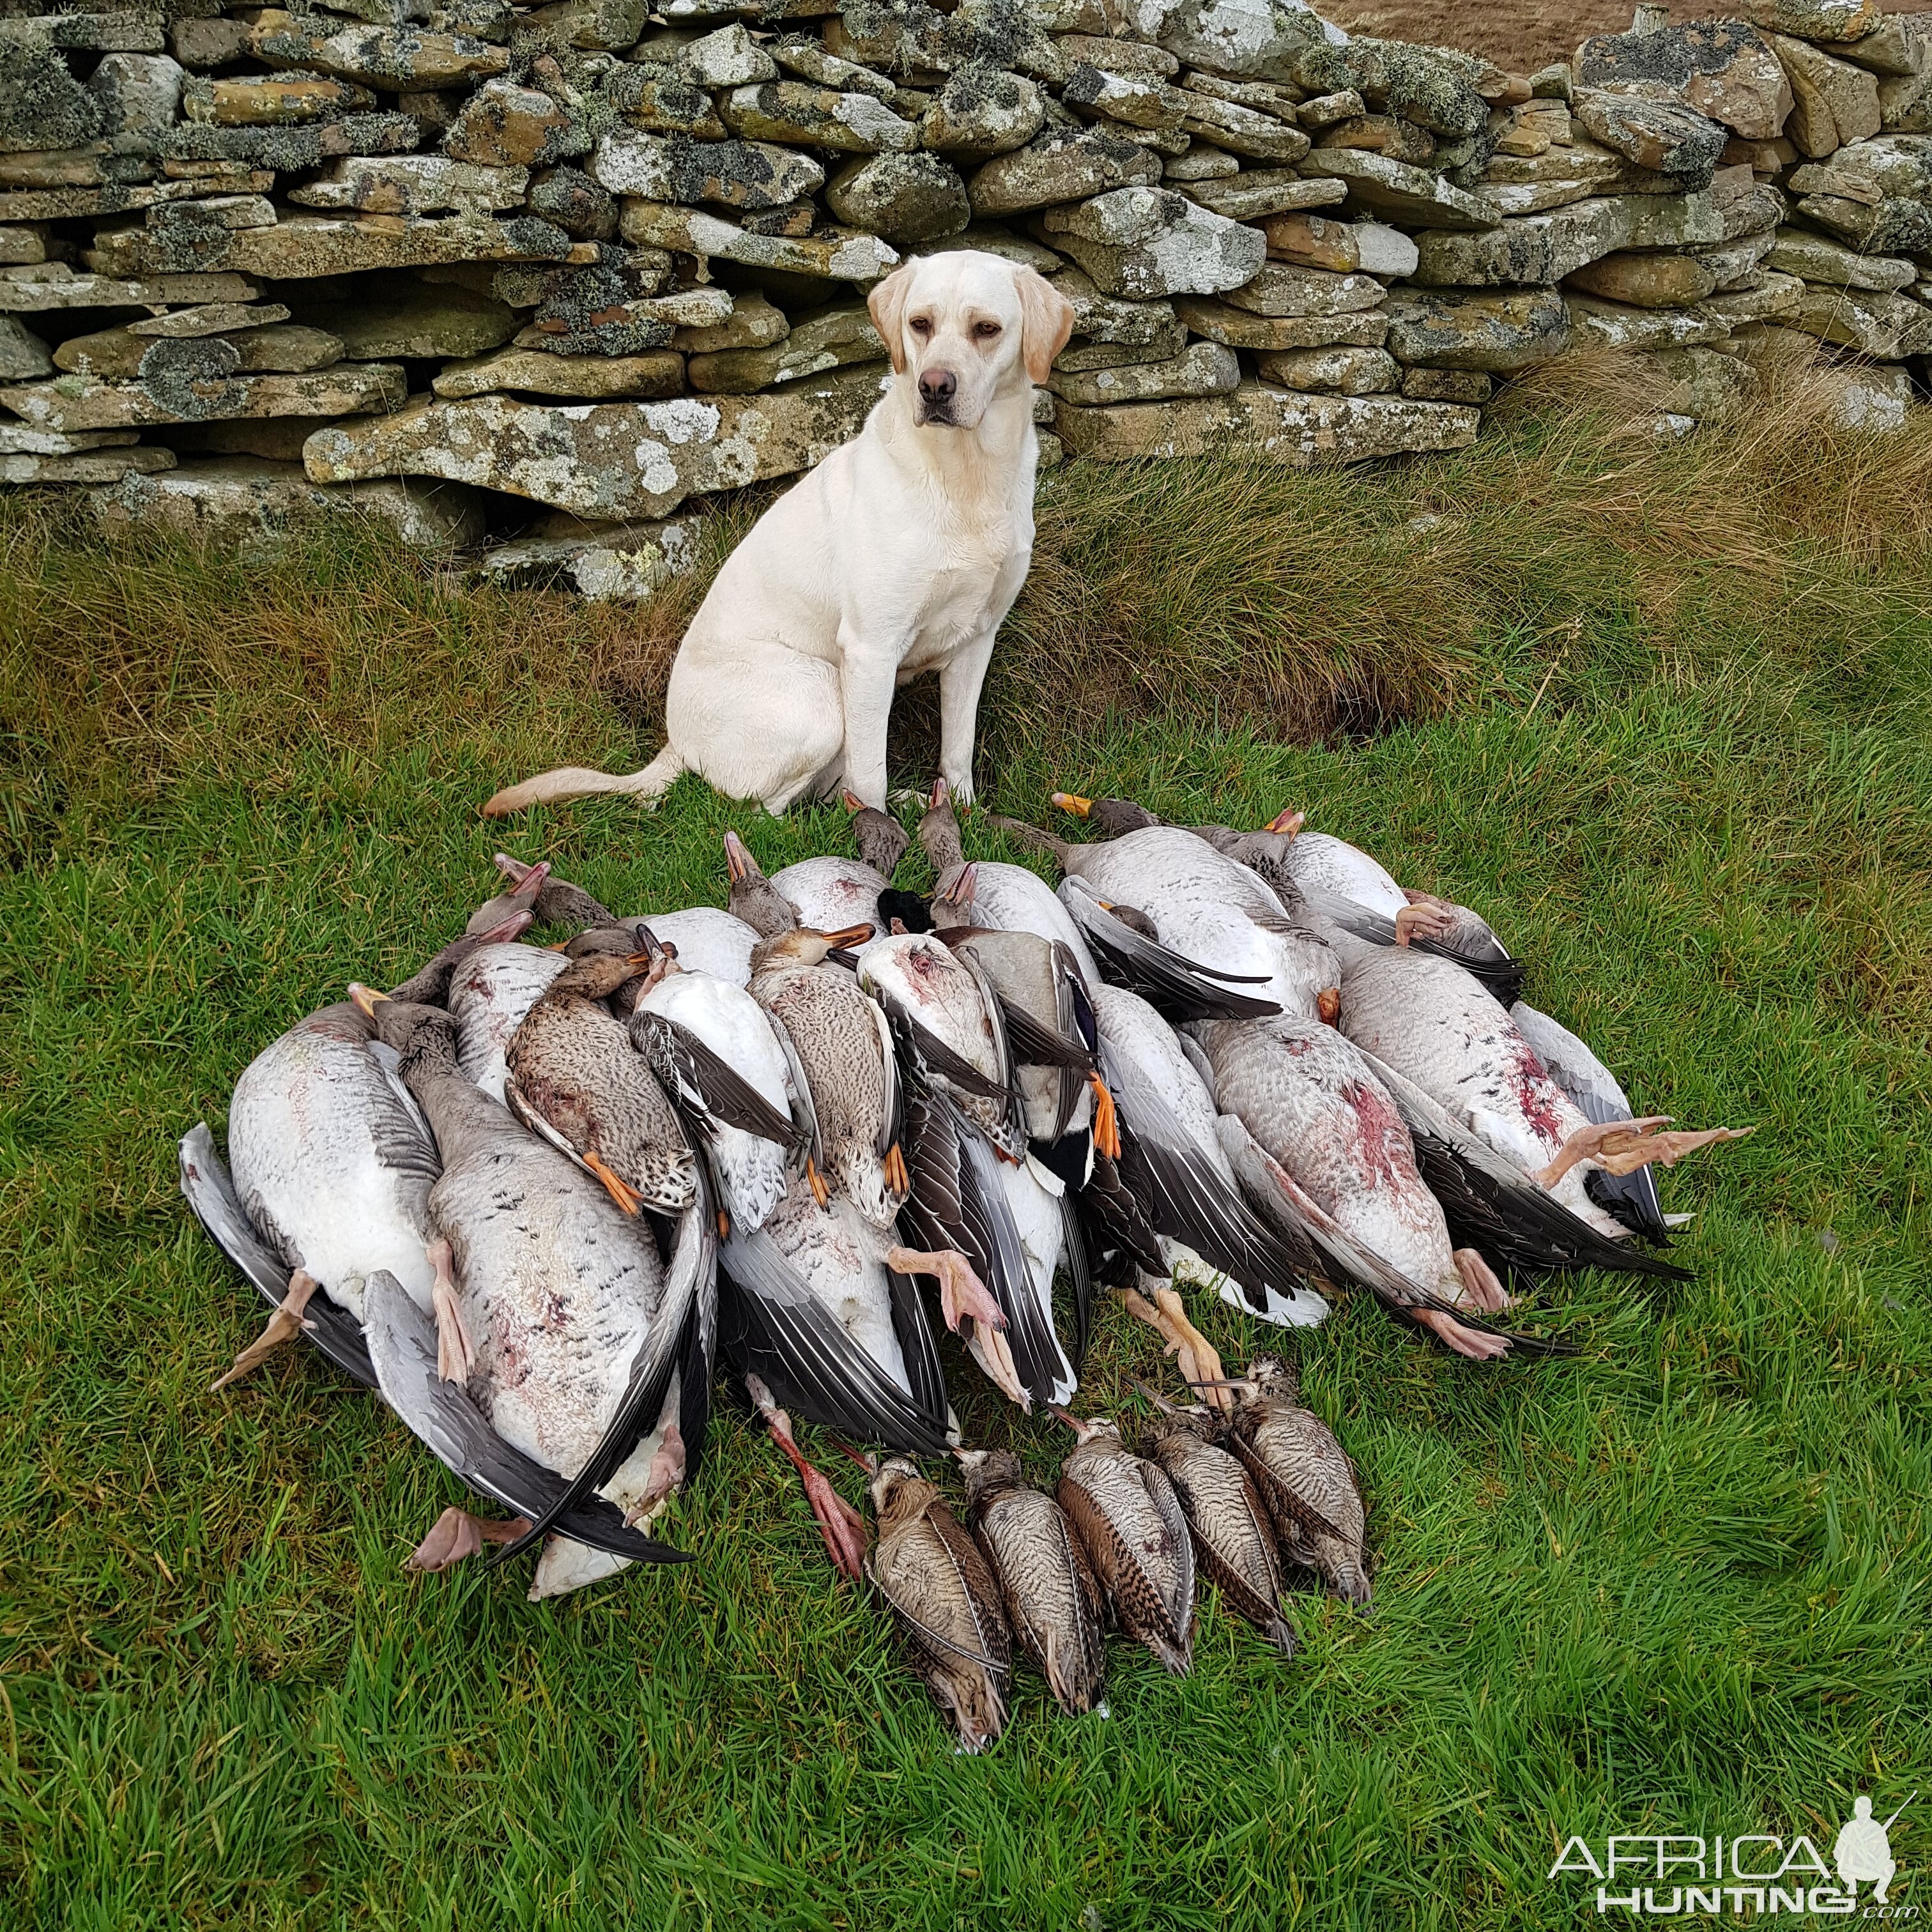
[973,321,1002,340]
[909,316,933,337]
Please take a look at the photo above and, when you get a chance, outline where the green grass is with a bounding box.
[3,392,1931,1928]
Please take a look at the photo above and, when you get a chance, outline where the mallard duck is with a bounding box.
[746,925,908,1227]
[959,1447,1107,1717]
[503,949,697,1216]
[1055,1413,1195,1676]
[631,955,803,1235]
[720,1171,982,1452]
[1322,928,1749,1241]
[919,780,1101,984]
[1222,1355,1370,1607]
[867,1457,1013,1754]
[352,989,712,1599]
[1138,1386,1295,1658]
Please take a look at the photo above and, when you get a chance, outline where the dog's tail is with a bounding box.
[481,742,686,818]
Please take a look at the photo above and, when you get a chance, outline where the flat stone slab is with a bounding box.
[86,213,573,279]
[475,512,707,599]
[1054,381,1479,464]
[1179,171,1346,221]
[1,362,406,430]
[2,445,176,484]
[1411,192,1733,288]
[89,456,486,548]
[0,174,275,221]
[1172,295,1389,349]
[1048,339,1239,404]
[433,346,686,399]
[1034,185,1264,298]
[591,132,825,209]
[0,264,259,311]
[618,202,899,278]
[1385,286,1574,370]
[1297,149,1501,231]
[303,364,890,518]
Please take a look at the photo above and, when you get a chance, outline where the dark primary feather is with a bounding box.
[364,1271,686,1564]
[1062,882,1282,1023]
[717,1220,951,1456]
[178,1124,378,1389]
[636,1013,797,1146]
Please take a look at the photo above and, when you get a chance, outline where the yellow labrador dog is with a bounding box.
[484,250,1075,817]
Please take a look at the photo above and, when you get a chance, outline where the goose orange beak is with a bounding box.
[723,829,753,884]
[1266,808,1304,837]
[840,789,866,814]
[1051,792,1093,816]
[928,777,948,811]
[813,923,874,948]
[348,983,390,1018]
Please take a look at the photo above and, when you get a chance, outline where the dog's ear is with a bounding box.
[867,264,916,375]
[1015,267,1077,385]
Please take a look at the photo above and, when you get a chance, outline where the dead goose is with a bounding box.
[958,1447,1107,1717]
[719,1169,977,1452]
[492,852,761,986]
[1222,1356,1371,1607]
[744,1370,869,1581]
[503,949,698,1216]
[1055,1411,1195,1676]
[769,792,908,942]
[1195,1015,1534,1361]
[1323,930,1749,1243]
[868,1457,1013,1754]
[1137,1385,1296,1658]
[919,779,1101,985]
[353,989,712,1598]
[1052,793,1522,1003]
[192,923,532,1393]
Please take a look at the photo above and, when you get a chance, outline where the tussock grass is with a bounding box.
[2,388,1930,1929]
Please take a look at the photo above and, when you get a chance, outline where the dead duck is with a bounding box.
[449,942,571,1104]
[1137,1385,1296,1658]
[503,949,698,1216]
[1055,1411,1195,1676]
[867,1457,1013,1754]
[864,930,1080,1409]
[958,1447,1107,1717]
[1321,928,1749,1244]
[352,989,712,1599]
[194,923,535,1393]
[919,779,1101,984]
[746,924,908,1227]
[1222,1356,1371,1607]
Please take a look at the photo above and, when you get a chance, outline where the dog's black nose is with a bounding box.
[918,368,957,406]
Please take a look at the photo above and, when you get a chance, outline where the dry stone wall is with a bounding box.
[3,0,1929,591]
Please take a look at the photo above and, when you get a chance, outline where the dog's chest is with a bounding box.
[901,511,1028,655]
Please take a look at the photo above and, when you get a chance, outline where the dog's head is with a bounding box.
[866,250,1077,431]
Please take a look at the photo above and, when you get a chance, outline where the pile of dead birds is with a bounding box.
[180,783,1750,1750]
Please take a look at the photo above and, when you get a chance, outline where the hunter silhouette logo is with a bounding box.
[1548,1793,1914,1917]
[1836,1793,1910,1905]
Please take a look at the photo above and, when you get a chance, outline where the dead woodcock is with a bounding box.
[959,1448,1108,1717]
[867,1457,1014,1753]
[1054,1412,1196,1676]
[1226,1356,1372,1607]
[1137,1386,1296,1658]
